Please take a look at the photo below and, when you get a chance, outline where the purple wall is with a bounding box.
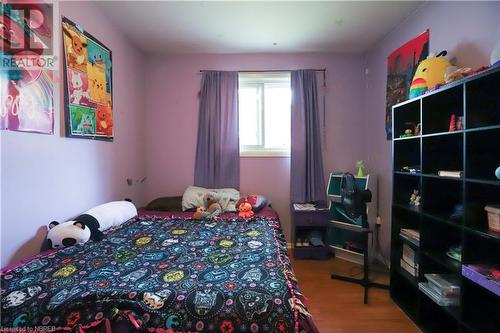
[144,53,366,241]
[3,1,498,266]
[0,2,147,266]
[363,1,500,258]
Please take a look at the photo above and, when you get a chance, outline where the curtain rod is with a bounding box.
[198,69,326,74]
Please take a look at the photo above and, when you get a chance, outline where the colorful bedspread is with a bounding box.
[1,214,317,333]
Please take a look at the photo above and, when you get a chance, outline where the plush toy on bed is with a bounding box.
[46,201,137,249]
[238,202,255,218]
[193,206,206,219]
[194,192,222,219]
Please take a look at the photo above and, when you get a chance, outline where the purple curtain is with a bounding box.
[194,71,240,189]
[290,70,326,204]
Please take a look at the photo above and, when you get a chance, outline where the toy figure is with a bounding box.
[415,123,421,136]
[456,116,463,131]
[238,202,254,218]
[449,114,456,132]
[409,190,421,207]
[400,122,415,138]
[194,192,222,219]
[193,206,205,219]
[357,160,365,177]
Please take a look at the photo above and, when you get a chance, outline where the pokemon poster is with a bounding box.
[62,17,113,141]
[385,30,429,140]
[1,2,55,134]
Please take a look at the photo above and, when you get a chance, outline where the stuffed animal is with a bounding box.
[200,192,222,219]
[238,202,255,218]
[46,201,137,249]
[409,51,453,98]
[193,206,206,219]
[46,221,93,249]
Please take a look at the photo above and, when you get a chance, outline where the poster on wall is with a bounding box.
[1,2,55,134]
[62,16,113,141]
[385,30,429,140]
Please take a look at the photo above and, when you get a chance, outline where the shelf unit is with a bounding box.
[391,66,500,333]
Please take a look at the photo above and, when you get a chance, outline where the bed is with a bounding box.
[1,207,318,333]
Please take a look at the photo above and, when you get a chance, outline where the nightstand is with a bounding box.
[291,204,330,260]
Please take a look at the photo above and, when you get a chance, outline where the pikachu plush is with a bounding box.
[409,51,453,99]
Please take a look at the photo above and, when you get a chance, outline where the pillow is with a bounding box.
[236,195,268,212]
[144,196,183,211]
[215,188,240,212]
[182,186,209,211]
[182,186,240,212]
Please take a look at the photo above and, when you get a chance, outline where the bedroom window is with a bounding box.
[238,72,291,157]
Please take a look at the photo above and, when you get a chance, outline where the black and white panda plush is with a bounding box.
[46,201,137,249]
[46,220,93,249]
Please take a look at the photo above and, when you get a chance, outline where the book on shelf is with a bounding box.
[400,258,418,277]
[293,203,317,211]
[419,282,460,306]
[419,274,460,306]
[400,233,420,247]
[425,274,461,298]
[437,170,464,178]
[400,228,420,240]
[402,244,418,268]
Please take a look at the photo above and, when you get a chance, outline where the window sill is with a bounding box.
[240,150,290,158]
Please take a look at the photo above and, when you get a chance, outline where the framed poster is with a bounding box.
[385,30,429,140]
[62,16,113,141]
[1,2,55,134]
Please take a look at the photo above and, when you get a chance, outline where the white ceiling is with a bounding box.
[96,1,423,55]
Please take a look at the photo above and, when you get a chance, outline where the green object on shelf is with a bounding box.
[446,245,462,262]
[357,160,365,177]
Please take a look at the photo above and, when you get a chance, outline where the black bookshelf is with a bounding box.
[391,66,500,333]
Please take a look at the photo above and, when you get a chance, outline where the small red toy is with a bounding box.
[238,202,254,218]
[449,114,456,132]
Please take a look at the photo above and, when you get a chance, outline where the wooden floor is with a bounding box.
[291,257,421,333]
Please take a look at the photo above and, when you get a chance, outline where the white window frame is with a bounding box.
[238,72,291,158]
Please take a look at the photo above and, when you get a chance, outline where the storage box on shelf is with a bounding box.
[391,66,500,333]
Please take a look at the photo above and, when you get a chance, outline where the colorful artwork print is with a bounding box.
[0,3,54,134]
[0,216,317,333]
[385,30,429,140]
[62,17,113,141]
[68,69,91,106]
[70,105,96,135]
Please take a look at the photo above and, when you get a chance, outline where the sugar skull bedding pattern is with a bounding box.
[1,215,318,333]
